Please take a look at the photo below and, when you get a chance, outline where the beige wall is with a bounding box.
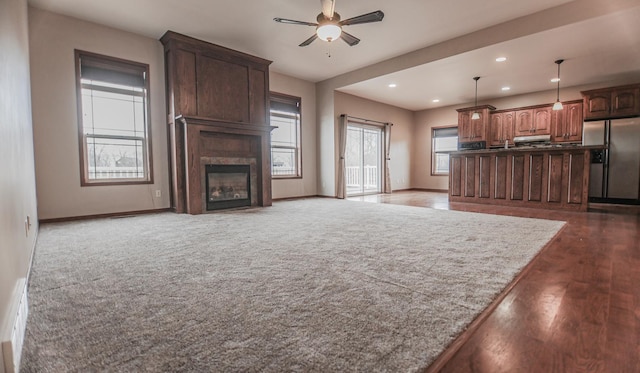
[334,92,414,192]
[316,81,337,196]
[269,72,317,199]
[0,0,38,335]
[412,78,640,190]
[29,7,170,220]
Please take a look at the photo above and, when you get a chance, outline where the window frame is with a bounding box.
[431,125,458,176]
[269,92,302,179]
[74,49,153,186]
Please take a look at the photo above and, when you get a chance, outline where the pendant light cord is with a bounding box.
[555,59,563,101]
[473,76,479,107]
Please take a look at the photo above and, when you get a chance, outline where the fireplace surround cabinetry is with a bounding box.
[161,31,273,213]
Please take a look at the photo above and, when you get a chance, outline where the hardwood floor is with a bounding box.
[348,191,640,372]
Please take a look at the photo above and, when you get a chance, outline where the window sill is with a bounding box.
[81,179,153,187]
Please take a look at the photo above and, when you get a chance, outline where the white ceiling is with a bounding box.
[28,0,640,111]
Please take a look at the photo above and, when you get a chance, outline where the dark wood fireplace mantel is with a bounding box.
[161,31,273,214]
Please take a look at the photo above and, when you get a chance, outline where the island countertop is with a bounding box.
[449,145,600,211]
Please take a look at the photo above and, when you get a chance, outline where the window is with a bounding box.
[432,126,458,175]
[270,93,301,178]
[75,50,152,185]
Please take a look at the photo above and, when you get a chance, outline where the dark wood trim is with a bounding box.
[74,49,154,187]
[431,124,458,176]
[74,49,86,185]
[272,176,303,180]
[39,208,171,224]
[160,31,272,67]
[456,104,497,113]
[272,195,323,202]
[425,222,568,373]
[80,179,154,187]
[490,99,583,114]
[408,188,449,193]
[270,91,303,179]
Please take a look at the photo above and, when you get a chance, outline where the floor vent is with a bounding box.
[1,279,28,373]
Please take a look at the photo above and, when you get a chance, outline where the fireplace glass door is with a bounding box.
[205,164,251,210]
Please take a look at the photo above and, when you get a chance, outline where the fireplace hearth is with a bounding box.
[205,164,251,210]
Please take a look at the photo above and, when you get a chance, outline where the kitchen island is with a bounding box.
[449,145,603,211]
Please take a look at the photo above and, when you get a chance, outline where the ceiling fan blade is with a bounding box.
[340,31,360,46]
[339,10,384,26]
[299,34,318,47]
[273,17,318,26]
[321,0,336,19]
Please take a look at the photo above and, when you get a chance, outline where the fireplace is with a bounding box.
[168,116,273,214]
[205,164,251,210]
[162,32,273,214]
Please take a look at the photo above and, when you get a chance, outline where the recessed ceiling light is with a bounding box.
[550,78,560,83]
[496,57,507,62]
[501,86,510,91]
[388,83,397,88]
[432,99,440,103]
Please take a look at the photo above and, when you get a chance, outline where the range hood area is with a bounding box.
[512,134,551,145]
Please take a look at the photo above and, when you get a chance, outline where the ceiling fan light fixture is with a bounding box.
[316,23,342,42]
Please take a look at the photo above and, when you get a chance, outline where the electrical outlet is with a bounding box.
[155,190,161,198]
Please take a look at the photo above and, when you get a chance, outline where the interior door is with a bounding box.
[346,124,382,196]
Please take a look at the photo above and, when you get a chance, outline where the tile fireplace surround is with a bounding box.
[170,115,273,214]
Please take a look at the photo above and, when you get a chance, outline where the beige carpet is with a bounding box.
[22,198,564,372]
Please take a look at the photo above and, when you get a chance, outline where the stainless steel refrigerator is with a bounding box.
[583,118,640,203]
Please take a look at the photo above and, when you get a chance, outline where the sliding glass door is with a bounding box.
[346,124,382,196]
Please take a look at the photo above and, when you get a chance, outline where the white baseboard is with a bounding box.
[1,278,28,373]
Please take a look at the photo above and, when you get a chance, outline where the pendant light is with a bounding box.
[552,59,564,111]
[471,76,481,120]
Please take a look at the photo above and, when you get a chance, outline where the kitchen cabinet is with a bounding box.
[489,111,514,147]
[533,106,552,134]
[582,83,640,120]
[456,105,495,145]
[551,100,584,143]
[514,109,533,136]
[449,146,596,211]
[514,105,552,136]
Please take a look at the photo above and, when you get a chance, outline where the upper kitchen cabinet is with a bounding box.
[489,111,515,147]
[160,31,271,125]
[551,100,584,143]
[513,104,552,137]
[457,105,495,145]
[582,83,640,121]
[533,106,552,135]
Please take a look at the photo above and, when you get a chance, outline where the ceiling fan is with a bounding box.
[273,0,384,47]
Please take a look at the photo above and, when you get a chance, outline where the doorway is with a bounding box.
[345,124,383,196]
